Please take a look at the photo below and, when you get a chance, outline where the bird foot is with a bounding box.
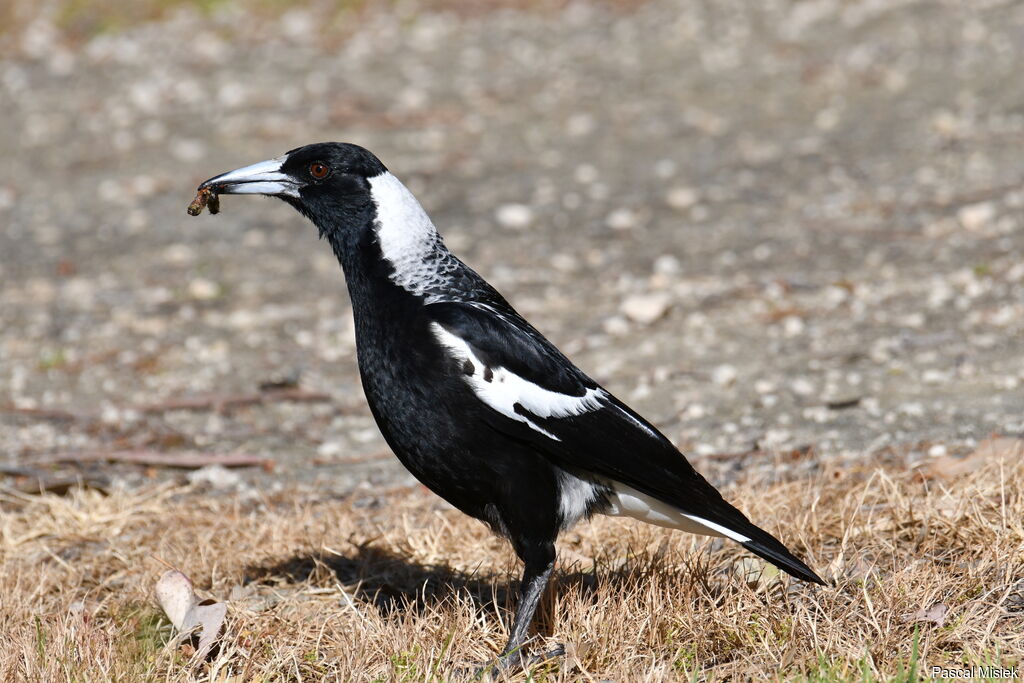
[472,643,565,680]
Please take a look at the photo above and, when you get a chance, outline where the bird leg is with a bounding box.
[502,558,553,660]
[483,544,564,676]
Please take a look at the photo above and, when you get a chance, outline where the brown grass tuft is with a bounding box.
[2,455,1022,680]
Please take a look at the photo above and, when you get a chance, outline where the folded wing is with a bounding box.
[425,300,824,584]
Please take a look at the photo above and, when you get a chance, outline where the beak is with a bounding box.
[198,156,300,197]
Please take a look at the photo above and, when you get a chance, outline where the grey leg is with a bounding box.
[500,557,555,659]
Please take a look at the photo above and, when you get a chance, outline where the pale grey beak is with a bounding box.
[198,157,300,197]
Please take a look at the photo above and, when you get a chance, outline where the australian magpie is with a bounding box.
[195,142,825,668]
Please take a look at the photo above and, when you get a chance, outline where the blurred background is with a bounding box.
[1,0,1022,495]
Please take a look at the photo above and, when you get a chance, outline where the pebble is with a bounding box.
[790,378,815,396]
[317,441,343,458]
[550,253,579,272]
[653,254,681,275]
[495,203,534,229]
[712,364,738,387]
[603,315,631,336]
[665,186,700,211]
[0,186,15,211]
[782,316,805,337]
[957,202,996,231]
[188,278,220,300]
[606,208,639,231]
[187,465,242,490]
[620,292,671,325]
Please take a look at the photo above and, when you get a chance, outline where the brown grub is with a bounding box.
[187,187,220,216]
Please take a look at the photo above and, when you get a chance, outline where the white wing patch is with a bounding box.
[604,482,751,543]
[430,322,606,441]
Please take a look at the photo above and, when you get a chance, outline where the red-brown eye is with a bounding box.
[309,162,329,179]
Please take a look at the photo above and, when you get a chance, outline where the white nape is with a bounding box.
[367,171,444,295]
[430,322,607,441]
[604,482,751,543]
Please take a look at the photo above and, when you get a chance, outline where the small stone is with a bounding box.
[712,364,737,387]
[901,402,926,418]
[495,203,533,229]
[187,465,241,489]
[684,403,706,419]
[620,292,671,325]
[603,315,631,336]
[606,208,639,231]
[762,428,792,449]
[782,316,805,337]
[0,186,15,211]
[957,202,996,231]
[317,441,343,458]
[188,278,219,300]
[665,186,700,211]
[790,377,815,396]
[653,254,681,275]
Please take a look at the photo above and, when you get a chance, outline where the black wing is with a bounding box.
[425,300,824,584]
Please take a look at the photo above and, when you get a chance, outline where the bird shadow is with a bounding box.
[244,543,516,619]
[241,542,728,626]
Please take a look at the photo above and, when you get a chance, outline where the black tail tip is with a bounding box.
[788,564,828,586]
[741,541,828,586]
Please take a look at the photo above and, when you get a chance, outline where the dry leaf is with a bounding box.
[733,557,781,590]
[917,437,1023,480]
[900,602,948,627]
[155,570,227,660]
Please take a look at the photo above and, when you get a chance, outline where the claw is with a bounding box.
[474,643,566,680]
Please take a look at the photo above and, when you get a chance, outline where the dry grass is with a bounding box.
[2,453,1022,681]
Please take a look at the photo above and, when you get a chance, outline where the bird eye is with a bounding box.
[309,162,330,179]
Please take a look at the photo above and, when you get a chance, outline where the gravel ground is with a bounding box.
[2,0,1023,496]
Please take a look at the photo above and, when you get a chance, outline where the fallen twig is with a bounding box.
[0,406,84,421]
[138,389,332,415]
[1,389,335,423]
[29,450,273,470]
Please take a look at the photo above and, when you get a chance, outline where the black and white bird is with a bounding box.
[196,142,824,667]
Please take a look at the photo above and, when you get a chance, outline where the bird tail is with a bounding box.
[696,509,825,584]
[678,489,826,584]
[740,532,826,585]
[682,492,826,584]
[604,479,826,584]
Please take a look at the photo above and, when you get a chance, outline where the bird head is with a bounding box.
[197,142,389,230]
